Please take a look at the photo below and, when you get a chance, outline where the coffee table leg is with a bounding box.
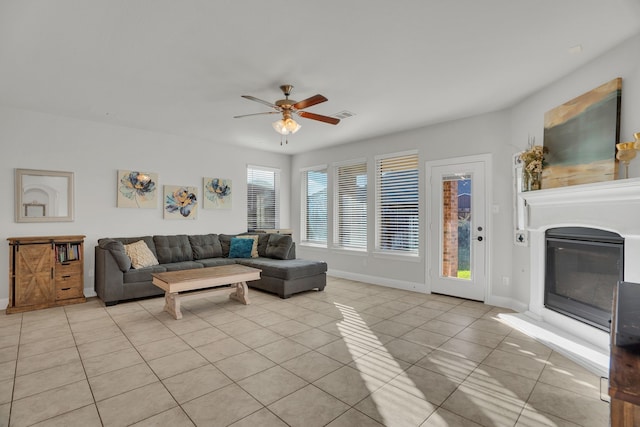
[164,292,182,319]
[229,281,250,305]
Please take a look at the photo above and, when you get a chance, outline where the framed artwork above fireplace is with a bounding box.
[542,77,622,189]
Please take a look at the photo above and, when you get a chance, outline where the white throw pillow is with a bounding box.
[124,240,159,269]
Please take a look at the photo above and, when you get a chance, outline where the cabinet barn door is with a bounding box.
[14,244,54,306]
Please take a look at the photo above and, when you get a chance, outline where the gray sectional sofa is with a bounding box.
[95,233,327,306]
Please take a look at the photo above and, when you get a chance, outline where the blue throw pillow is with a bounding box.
[229,237,254,258]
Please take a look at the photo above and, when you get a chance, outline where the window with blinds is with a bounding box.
[301,167,328,245]
[247,166,280,231]
[334,160,367,250]
[375,152,419,255]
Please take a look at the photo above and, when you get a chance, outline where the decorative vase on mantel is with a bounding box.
[519,141,547,191]
[528,171,541,191]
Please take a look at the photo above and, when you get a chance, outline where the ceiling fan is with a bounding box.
[234,85,340,137]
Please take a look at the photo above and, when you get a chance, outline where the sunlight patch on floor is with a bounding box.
[334,302,436,424]
[332,302,562,426]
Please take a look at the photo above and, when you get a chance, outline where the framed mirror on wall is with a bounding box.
[15,169,74,223]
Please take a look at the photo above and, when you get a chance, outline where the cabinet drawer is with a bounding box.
[55,276,84,300]
[56,261,82,277]
[56,285,84,300]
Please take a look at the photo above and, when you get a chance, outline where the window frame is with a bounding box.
[333,158,368,252]
[374,150,420,257]
[300,165,328,247]
[247,165,280,231]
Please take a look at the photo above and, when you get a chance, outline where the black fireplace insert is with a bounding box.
[545,227,624,331]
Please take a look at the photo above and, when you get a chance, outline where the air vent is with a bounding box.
[333,110,356,119]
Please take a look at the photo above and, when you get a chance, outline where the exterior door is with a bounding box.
[427,157,488,301]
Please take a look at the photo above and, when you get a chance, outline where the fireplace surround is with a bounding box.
[518,177,640,374]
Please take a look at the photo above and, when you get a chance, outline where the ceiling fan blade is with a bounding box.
[234,111,280,118]
[241,95,279,109]
[297,111,340,125]
[292,94,327,110]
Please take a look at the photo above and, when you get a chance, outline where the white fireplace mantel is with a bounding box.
[514,178,640,376]
[523,177,640,236]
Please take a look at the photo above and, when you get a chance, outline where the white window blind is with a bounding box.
[334,160,367,250]
[247,166,280,231]
[375,152,419,254]
[302,167,328,245]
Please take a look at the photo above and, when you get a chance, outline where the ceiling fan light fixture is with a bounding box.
[284,118,301,134]
[272,119,288,135]
[272,118,301,135]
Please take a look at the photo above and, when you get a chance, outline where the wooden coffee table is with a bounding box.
[151,264,261,320]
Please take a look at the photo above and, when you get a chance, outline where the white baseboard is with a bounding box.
[486,295,528,312]
[328,270,531,313]
[0,298,8,311]
[327,269,426,293]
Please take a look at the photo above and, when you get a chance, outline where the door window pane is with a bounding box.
[442,174,471,280]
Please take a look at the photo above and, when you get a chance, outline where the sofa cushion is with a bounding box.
[196,258,238,268]
[257,234,270,257]
[238,258,327,281]
[99,239,131,272]
[100,236,158,259]
[124,240,160,269]
[265,234,294,260]
[236,235,259,258]
[153,235,193,264]
[123,264,166,284]
[162,261,205,272]
[229,238,254,258]
[219,234,235,257]
[188,234,222,260]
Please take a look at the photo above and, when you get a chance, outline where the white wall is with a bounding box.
[509,32,640,306]
[2,33,638,311]
[292,32,640,310]
[291,110,516,307]
[0,106,291,303]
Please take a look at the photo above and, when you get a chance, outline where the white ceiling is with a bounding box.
[1,0,640,154]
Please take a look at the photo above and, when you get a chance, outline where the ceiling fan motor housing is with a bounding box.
[280,84,294,97]
[276,99,296,109]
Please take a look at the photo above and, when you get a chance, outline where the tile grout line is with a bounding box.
[6,312,23,427]
[2,279,609,426]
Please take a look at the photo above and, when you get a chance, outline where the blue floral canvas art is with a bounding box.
[117,170,158,208]
[164,185,198,220]
[203,177,232,210]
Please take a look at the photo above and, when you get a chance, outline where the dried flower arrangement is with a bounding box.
[519,138,548,190]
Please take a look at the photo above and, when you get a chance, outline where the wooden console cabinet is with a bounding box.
[609,283,640,426]
[7,235,86,314]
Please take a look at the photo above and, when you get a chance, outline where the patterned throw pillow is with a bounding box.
[228,237,254,259]
[236,235,259,258]
[124,240,159,269]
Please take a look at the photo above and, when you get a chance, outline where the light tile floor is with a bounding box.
[0,277,610,426]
